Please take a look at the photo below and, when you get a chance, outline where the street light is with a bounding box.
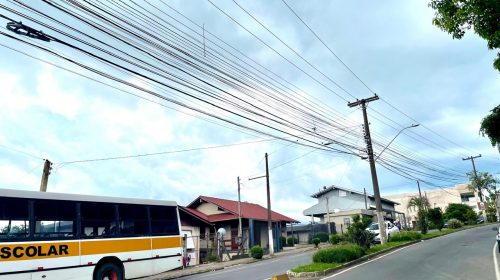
[374,124,419,162]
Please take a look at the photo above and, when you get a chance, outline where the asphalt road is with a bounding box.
[176,250,314,280]
[322,225,499,280]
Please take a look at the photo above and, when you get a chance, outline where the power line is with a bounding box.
[0,143,44,160]
[58,138,280,165]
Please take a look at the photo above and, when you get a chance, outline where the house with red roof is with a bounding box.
[180,195,297,262]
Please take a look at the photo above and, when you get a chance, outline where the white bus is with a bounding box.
[0,188,183,280]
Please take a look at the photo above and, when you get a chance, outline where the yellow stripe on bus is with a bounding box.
[151,236,182,250]
[0,236,181,262]
[0,242,79,261]
[80,238,151,255]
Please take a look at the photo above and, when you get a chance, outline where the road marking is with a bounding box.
[493,241,499,280]
[320,242,420,279]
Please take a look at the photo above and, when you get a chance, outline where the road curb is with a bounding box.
[287,224,494,279]
[287,240,420,278]
[144,246,317,280]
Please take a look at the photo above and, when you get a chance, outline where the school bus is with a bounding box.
[0,188,183,280]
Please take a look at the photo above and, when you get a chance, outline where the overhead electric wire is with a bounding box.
[0,1,477,186]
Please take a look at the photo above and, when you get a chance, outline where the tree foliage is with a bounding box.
[429,0,500,72]
[407,196,430,233]
[444,203,476,223]
[467,171,498,200]
[427,207,444,231]
[347,215,374,250]
[480,105,500,152]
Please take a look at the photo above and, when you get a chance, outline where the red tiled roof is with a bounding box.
[206,213,238,222]
[187,196,297,223]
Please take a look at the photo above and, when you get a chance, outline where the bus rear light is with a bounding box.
[37,267,44,270]
[127,258,132,261]
[176,253,181,256]
[156,255,159,258]
[87,262,93,265]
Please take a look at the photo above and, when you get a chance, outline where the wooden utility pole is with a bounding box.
[39,159,52,192]
[348,95,387,244]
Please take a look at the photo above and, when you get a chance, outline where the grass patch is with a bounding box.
[366,241,408,254]
[291,262,340,273]
[421,229,454,239]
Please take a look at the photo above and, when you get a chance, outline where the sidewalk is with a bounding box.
[140,244,317,280]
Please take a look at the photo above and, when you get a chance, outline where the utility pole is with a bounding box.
[39,159,52,192]
[265,153,274,255]
[463,154,483,219]
[325,195,331,234]
[348,95,387,244]
[424,191,429,211]
[364,188,368,210]
[249,153,273,255]
[463,154,483,201]
[237,176,242,249]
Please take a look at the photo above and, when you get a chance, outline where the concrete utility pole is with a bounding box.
[463,154,484,219]
[237,176,242,247]
[248,153,274,255]
[463,154,483,201]
[325,194,331,234]
[348,95,387,244]
[364,188,368,210]
[265,153,274,255]
[39,159,52,192]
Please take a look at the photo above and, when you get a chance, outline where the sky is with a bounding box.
[0,0,499,223]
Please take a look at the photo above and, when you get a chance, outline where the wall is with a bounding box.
[385,184,477,226]
[197,203,226,215]
[181,225,201,265]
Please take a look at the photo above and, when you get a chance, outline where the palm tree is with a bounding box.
[407,196,430,212]
[407,196,430,233]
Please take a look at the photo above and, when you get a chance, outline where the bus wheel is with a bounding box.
[94,262,123,280]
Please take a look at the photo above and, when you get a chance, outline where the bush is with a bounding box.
[447,218,463,229]
[347,215,375,250]
[388,231,421,242]
[204,250,218,262]
[250,245,263,259]
[445,203,475,223]
[280,236,286,248]
[287,236,298,246]
[312,237,321,247]
[314,231,329,243]
[427,208,444,231]
[329,234,342,244]
[313,244,365,263]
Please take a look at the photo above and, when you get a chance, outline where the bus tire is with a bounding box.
[94,262,124,280]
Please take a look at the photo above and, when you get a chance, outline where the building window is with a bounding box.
[343,217,350,227]
[339,190,347,197]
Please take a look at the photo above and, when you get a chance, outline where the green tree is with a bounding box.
[427,207,444,231]
[467,171,498,221]
[480,105,500,153]
[429,0,500,72]
[444,203,476,223]
[347,215,374,250]
[407,196,430,234]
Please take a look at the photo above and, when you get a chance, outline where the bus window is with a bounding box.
[81,202,118,238]
[0,197,29,240]
[118,204,148,236]
[150,206,179,236]
[34,199,76,239]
